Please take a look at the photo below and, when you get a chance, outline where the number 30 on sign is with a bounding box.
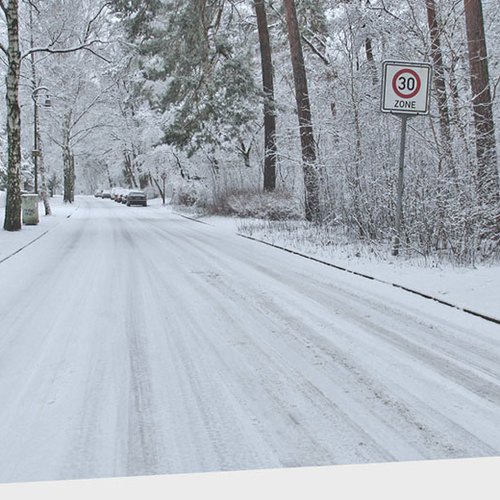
[381,61,432,115]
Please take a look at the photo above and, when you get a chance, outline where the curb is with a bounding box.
[237,233,500,326]
[175,212,213,226]
[0,229,52,265]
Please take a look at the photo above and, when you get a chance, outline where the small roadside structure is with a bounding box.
[21,194,39,225]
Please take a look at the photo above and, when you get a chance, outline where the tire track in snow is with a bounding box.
[136,216,500,461]
[120,223,163,477]
[2,199,500,482]
[133,220,416,465]
[250,262,500,407]
[177,257,468,462]
[122,220,281,472]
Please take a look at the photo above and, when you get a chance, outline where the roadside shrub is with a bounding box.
[224,188,303,220]
[173,185,199,206]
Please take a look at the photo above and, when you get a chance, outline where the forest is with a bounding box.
[1,0,499,265]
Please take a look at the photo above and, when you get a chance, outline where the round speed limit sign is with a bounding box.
[393,69,421,99]
[381,61,432,115]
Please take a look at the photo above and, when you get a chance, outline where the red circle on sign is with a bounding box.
[392,69,421,99]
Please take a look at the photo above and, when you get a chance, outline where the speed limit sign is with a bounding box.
[381,61,432,115]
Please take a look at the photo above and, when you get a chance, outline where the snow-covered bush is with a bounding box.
[173,185,199,207]
[215,189,303,220]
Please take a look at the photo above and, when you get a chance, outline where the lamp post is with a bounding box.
[161,172,167,205]
[31,86,51,194]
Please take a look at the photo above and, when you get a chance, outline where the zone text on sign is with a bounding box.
[394,100,416,109]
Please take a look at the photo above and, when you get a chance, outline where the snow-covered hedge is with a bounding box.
[225,190,303,221]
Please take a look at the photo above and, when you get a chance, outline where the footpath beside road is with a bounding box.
[0,196,79,264]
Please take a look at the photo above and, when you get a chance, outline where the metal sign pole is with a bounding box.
[392,114,410,256]
[381,60,432,257]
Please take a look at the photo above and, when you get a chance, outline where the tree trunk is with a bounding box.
[63,149,75,203]
[426,0,456,181]
[105,162,113,189]
[365,37,378,86]
[123,151,138,188]
[238,140,252,169]
[350,51,364,237]
[150,174,165,204]
[463,0,500,205]
[283,0,321,222]
[3,0,22,231]
[37,136,52,215]
[254,0,277,191]
[62,113,75,203]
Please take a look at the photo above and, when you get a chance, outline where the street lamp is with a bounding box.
[31,86,51,194]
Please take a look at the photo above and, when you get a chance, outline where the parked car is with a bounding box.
[101,190,111,199]
[117,189,130,203]
[126,190,147,207]
[94,189,103,198]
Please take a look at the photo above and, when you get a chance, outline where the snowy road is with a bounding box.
[0,197,499,483]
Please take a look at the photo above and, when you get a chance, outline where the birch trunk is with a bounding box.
[3,0,22,231]
[62,113,75,203]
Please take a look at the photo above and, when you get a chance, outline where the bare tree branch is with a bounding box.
[492,74,500,102]
[267,1,329,65]
[83,2,112,42]
[22,0,40,15]
[70,82,117,135]
[0,43,7,57]
[0,0,6,16]
[302,34,329,65]
[21,40,108,60]
[366,1,401,22]
[47,133,63,149]
[82,46,112,63]
[72,123,113,147]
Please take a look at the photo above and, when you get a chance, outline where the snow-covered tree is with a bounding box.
[1,0,111,228]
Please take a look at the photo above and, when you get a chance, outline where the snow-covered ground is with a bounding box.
[0,195,78,263]
[181,211,500,322]
[0,195,499,484]
[3,196,498,323]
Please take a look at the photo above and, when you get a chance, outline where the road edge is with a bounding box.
[236,233,500,326]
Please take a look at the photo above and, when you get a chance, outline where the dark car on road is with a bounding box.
[126,190,147,207]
